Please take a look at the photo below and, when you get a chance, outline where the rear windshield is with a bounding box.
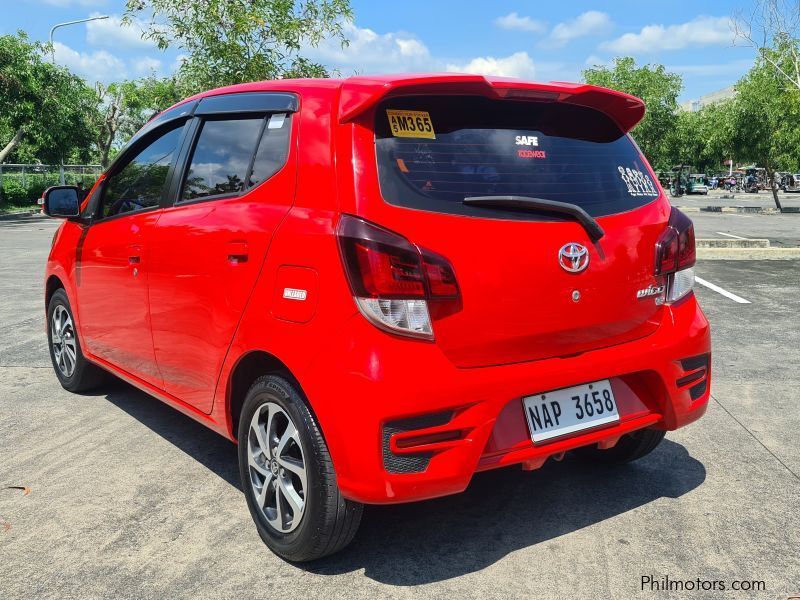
[375,95,660,219]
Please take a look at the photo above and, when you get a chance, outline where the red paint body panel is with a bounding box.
[45,74,710,506]
[146,121,298,413]
[78,211,164,386]
[337,74,646,131]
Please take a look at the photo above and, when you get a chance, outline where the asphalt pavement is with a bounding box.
[689,212,800,247]
[671,188,800,210]
[1,214,798,599]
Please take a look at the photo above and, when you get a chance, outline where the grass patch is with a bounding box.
[0,202,36,214]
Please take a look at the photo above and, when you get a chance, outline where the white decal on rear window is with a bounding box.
[618,166,658,197]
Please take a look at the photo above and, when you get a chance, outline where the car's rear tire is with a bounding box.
[47,289,106,393]
[237,375,363,562]
[574,428,666,464]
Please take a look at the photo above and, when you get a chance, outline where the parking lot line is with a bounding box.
[694,276,751,304]
[715,231,749,240]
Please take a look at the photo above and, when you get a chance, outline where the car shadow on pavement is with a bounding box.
[309,439,706,585]
[102,381,705,585]
[103,381,241,489]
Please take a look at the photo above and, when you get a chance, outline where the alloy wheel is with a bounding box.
[51,305,77,378]
[247,401,308,533]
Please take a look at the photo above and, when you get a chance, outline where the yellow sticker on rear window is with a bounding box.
[386,109,435,139]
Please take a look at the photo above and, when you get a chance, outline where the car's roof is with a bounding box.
[165,73,647,133]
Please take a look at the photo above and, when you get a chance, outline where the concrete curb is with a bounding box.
[697,247,800,260]
[0,209,42,221]
[678,206,800,214]
[697,238,770,248]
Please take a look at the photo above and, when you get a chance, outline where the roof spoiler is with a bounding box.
[338,74,646,133]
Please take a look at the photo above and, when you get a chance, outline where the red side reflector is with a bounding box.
[394,429,464,449]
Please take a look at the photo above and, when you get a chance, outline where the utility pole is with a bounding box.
[49,15,109,185]
[49,15,109,62]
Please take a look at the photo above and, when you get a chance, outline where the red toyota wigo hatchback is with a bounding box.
[42,74,710,561]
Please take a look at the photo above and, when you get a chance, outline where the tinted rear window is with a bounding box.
[181,118,263,201]
[375,96,659,219]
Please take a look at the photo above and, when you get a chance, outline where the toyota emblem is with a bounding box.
[558,243,589,273]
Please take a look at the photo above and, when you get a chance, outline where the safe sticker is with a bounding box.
[386,110,435,139]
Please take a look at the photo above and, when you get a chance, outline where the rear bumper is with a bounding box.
[301,293,710,504]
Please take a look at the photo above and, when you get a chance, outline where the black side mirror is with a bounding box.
[43,186,80,218]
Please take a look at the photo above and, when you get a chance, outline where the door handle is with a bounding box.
[128,245,142,276]
[226,241,249,264]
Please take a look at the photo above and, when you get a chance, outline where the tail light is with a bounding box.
[655,208,696,303]
[337,215,460,339]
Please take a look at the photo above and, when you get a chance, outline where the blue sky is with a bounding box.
[1,0,758,101]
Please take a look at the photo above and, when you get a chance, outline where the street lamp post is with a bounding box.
[49,15,110,62]
[48,15,109,184]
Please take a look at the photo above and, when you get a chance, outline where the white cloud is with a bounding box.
[600,16,732,54]
[494,12,546,33]
[171,54,188,72]
[446,51,536,79]
[310,21,539,81]
[306,22,432,74]
[133,56,162,75]
[52,41,126,82]
[86,13,154,49]
[545,11,612,48]
[667,59,752,76]
[41,0,107,6]
[584,54,614,68]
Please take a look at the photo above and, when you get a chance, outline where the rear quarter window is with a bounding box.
[375,95,660,219]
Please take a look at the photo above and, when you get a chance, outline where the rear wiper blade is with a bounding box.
[463,195,605,242]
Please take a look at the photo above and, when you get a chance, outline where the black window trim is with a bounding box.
[87,117,194,225]
[104,100,199,177]
[194,91,298,116]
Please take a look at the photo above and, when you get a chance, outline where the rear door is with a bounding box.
[368,95,669,367]
[147,93,297,413]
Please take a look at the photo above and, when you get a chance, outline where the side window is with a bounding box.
[180,118,263,202]
[249,113,291,187]
[102,124,184,219]
[179,112,292,203]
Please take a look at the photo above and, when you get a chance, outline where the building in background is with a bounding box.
[680,86,736,112]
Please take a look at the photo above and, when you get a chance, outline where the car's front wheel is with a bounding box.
[47,288,106,392]
[237,375,363,561]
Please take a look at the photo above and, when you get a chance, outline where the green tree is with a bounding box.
[733,0,800,91]
[730,46,800,211]
[124,0,353,94]
[583,57,682,170]
[92,76,183,167]
[0,32,96,165]
[668,101,735,173]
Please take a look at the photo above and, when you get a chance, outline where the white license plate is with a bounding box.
[523,379,619,443]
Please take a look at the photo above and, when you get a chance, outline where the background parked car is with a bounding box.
[687,174,708,195]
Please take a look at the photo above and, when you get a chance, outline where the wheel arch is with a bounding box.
[227,350,312,440]
[45,274,65,307]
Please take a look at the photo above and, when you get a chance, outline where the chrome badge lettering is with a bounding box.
[636,285,665,299]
